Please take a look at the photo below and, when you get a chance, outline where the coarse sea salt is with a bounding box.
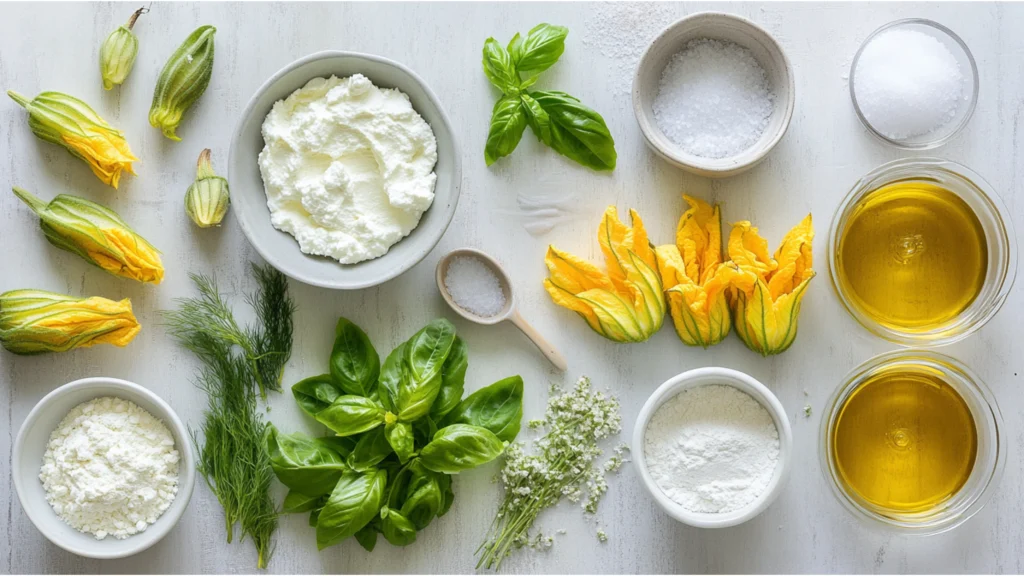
[653,38,775,159]
[853,28,964,140]
[444,255,506,317]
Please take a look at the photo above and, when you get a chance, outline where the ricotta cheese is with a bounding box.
[258,74,438,264]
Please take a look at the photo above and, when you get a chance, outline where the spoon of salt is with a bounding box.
[436,248,567,371]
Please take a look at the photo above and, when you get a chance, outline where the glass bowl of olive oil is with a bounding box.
[820,350,1004,534]
[828,158,1016,346]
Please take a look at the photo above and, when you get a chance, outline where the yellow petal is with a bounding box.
[545,246,615,293]
[597,206,633,294]
[543,278,603,335]
[676,195,722,284]
[728,221,776,280]
[0,290,140,354]
[61,129,138,189]
[626,248,665,334]
[655,245,688,290]
[768,214,814,299]
[732,274,814,356]
[576,288,645,342]
[98,228,164,284]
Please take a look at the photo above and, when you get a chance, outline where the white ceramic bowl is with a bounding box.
[13,377,195,558]
[633,12,795,178]
[632,367,792,528]
[228,51,462,290]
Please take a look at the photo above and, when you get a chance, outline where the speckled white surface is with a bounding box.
[2,2,1024,573]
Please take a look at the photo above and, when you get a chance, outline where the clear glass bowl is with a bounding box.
[820,350,1005,535]
[850,18,979,149]
[827,158,1017,346]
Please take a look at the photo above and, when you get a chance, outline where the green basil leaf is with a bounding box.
[266,425,348,496]
[482,37,519,94]
[526,89,617,171]
[385,461,414,510]
[401,460,444,529]
[309,506,324,527]
[330,317,380,397]
[385,420,415,464]
[484,95,528,166]
[438,473,455,517]
[441,375,524,442]
[354,521,379,552]
[412,415,439,449]
[318,435,358,458]
[316,470,387,551]
[507,32,524,66]
[430,337,467,420]
[419,424,505,474]
[283,490,324,514]
[315,395,386,437]
[380,506,418,547]
[397,319,456,421]
[378,341,406,413]
[291,374,343,417]
[514,23,568,74]
[346,426,393,472]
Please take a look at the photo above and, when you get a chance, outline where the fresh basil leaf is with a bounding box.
[441,375,524,442]
[316,470,387,551]
[283,490,324,514]
[318,435,358,458]
[309,506,324,527]
[385,461,414,510]
[419,424,505,474]
[507,32,523,66]
[485,96,528,166]
[397,319,456,421]
[266,426,349,496]
[401,460,444,529]
[412,415,439,449]
[346,426,393,472]
[354,521,379,552]
[526,89,617,171]
[430,337,467,420]
[316,395,386,437]
[385,420,415,464]
[330,317,380,397]
[380,506,418,546]
[378,341,406,413]
[438,473,455,517]
[292,374,343,418]
[482,37,519,94]
[514,23,568,74]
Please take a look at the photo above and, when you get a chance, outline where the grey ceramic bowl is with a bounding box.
[229,51,462,289]
[13,377,195,558]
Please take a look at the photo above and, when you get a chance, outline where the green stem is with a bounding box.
[6,90,30,108]
[12,187,46,214]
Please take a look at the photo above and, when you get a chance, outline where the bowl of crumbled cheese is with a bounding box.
[229,51,461,290]
[633,12,795,178]
[13,377,195,558]
[632,367,793,528]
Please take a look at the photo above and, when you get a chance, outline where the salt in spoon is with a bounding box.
[436,248,567,371]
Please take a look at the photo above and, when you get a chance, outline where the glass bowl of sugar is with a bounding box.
[850,19,979,149]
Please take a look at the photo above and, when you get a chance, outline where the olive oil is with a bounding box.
[831,368,977,512]
[837,181,987,330]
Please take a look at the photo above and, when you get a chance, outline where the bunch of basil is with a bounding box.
[483,23,617,171]
[266,317,524,552]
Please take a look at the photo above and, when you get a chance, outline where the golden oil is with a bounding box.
[837,181,988,330]
[831,368,977,512]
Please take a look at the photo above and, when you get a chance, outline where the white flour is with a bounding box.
[644,384,779,513]
[40,396,180,539]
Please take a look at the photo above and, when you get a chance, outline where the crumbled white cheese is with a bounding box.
[40,397,180,540]
[258,74,438,264]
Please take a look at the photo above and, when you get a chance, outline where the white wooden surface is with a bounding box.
[2,2,1023,573]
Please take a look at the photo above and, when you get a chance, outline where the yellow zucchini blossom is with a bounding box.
[7,90,138,188]
[655,196,738,348]
[0,290,141,355]
[544,206,665,342]
[727,215,815,356]
[14,187,164,284]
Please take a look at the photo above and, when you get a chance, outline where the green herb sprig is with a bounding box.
[482,24,617,171]
[163,264,295,569]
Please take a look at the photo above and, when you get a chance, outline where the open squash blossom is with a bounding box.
[7,90,138,188]
[727,215,815,356]
[544,206,665,342]
[655,195,738,348]
[0,289,140,355]
[13,187,164,284]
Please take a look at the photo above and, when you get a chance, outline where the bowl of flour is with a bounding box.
[13,377,195,558]
[632,367,792,528]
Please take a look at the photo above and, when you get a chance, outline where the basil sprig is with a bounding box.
[483,23,617,171]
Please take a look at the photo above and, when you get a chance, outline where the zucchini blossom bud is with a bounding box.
[100,6,147,90]
[185,148,230,228]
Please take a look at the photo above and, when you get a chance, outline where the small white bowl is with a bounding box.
[632,367,792,528]
[633,12,795,178]
[13,377,195,559]
[229,51,462,290]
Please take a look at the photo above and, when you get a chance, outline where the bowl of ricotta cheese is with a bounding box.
[230,51,461,289]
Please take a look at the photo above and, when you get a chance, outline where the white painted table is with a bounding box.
[2,2,1023,573]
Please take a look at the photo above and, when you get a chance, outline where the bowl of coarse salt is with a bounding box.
[633,12,795,178]
[13,377,195,558]
[632,367,793,528]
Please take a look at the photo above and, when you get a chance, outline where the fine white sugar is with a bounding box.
[653,39,775,159]
[444,255,506,317]
[854,28,964,139]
